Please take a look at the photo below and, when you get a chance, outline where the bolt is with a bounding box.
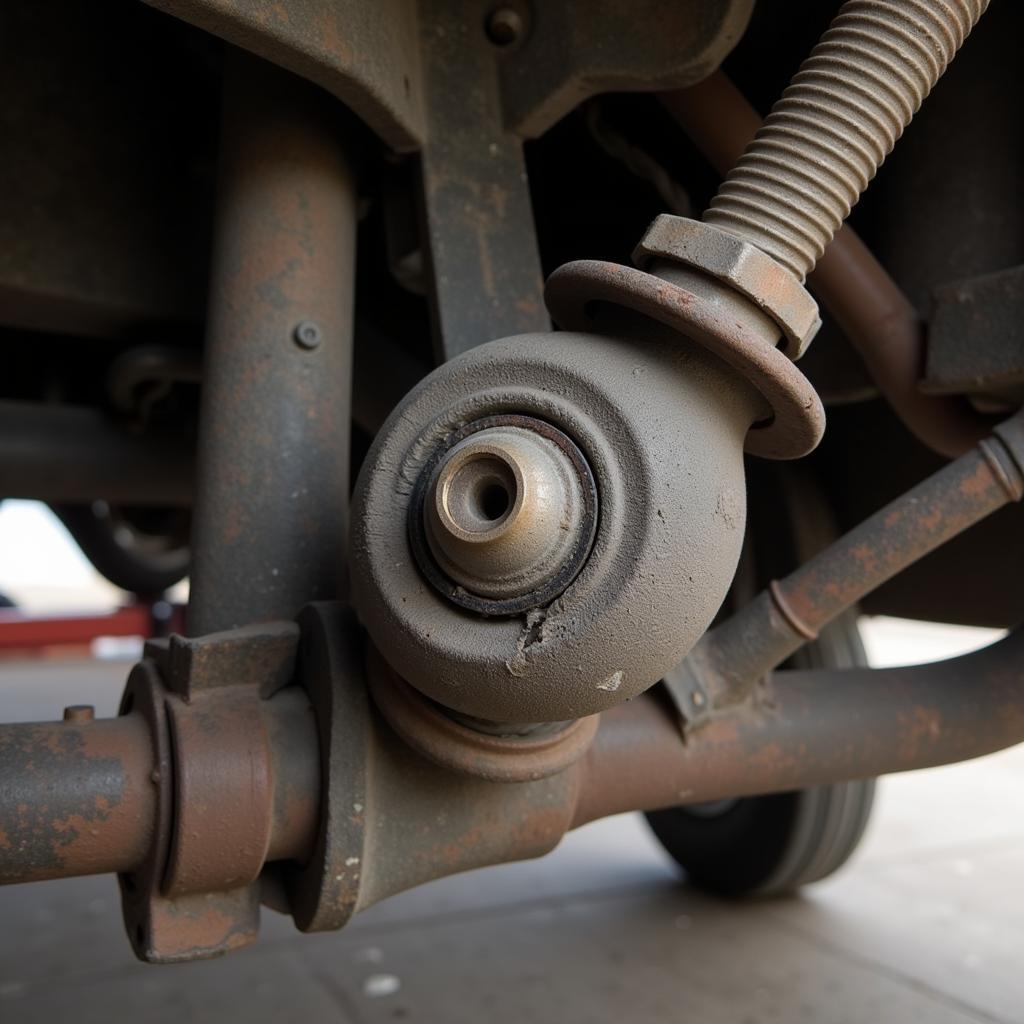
[705,0,989,281]
[63,705,95,724]
[486,6,523,46]
[293,320,322,350]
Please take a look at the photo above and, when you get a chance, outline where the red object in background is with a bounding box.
[0,602,186,651]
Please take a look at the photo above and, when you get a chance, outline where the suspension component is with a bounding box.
[353,0,989,726]
[550,0,989,440]
[659,70,991,459]
[705,0,989,282]
[352,325,762,723]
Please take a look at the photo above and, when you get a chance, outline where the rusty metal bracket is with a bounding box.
[925,264,1024,399]
[146,0,753,360]
[416,0,755,359]
[286,603,369,932]
[118,622,311,964]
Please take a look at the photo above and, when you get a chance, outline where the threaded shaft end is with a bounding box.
[704,0,988,281]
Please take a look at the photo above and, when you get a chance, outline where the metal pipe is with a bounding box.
[0,400,193,506]
[703,0,990,282]
[0,714,156,883]
[188,49,357,634]
[262,687,321,864]
[698,410,1024,705]
[573,627,1024,826]
[6,629,1024,906]
[660,72,990,459]
[0,686,319,886]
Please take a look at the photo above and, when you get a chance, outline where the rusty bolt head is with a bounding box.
[293,321,322,350]
[424,425,587,601]
[63,705,95,723]
[633,215,821,359]
[486,7,524,46]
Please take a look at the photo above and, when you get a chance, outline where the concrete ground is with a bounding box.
[1,639,1023,1024]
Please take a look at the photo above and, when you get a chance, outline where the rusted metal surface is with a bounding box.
[163,693,273,896]
[574,627,1024,825]
[286,603,368,933]
[497,0,754,138]
[163,621,299,701]
[0,603,185,653]
[415,0,756,359]
[545,260,823,459]
[111,624,319,963]
[416,0,550,359]
[188,49,356,636]
[675,410,1024,715]
[8,616,1024,954]
[368,649,599,783]
[926,265,1024,398]
[0,713,156,883]
[143,0,425,153]
[150,0,753,362]
[635,215,821,358]
[660,70,991,459]
[0,401,193,506]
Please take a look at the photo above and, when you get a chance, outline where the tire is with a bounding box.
[645,467,876,897]
[52,502,190,597]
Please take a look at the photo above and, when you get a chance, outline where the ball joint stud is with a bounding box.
[424,425,588,602]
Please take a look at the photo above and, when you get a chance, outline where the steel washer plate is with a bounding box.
[545,260,826,460]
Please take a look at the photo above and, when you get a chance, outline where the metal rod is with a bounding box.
[0,688,319,886]
[0,714,156,883]
[188,49,358,634]
[660,71,990,459]
[0,400,194,506]
[702,0,989,282]
[573,627,1024,827]
[6,621,1024,900]
[694,410,1024,706]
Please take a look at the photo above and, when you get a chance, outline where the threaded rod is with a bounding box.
[704,0,989,281]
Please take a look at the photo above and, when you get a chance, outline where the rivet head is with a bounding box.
[486,7,524,46]
[293,321,322,350]
[63,705,95,723]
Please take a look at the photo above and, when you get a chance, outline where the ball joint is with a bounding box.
[350,316,791,724]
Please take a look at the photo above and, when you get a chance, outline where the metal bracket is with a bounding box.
[145,0,754,360]
[118,622,301,964]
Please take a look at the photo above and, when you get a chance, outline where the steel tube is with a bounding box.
[262,687,321,864]
[0,714,156,883]
[188,49,357,634]
[702,412,1024,700]
[0,686,319,887]
[573,627,1024,826]
[0,400,194,506]
[660,72,989,458]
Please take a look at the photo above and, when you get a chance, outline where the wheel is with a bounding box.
[645,468,876,897]
[646,612,875,896]
[51,501,190,597]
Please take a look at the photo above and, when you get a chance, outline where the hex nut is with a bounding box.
[633,215,821,358]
